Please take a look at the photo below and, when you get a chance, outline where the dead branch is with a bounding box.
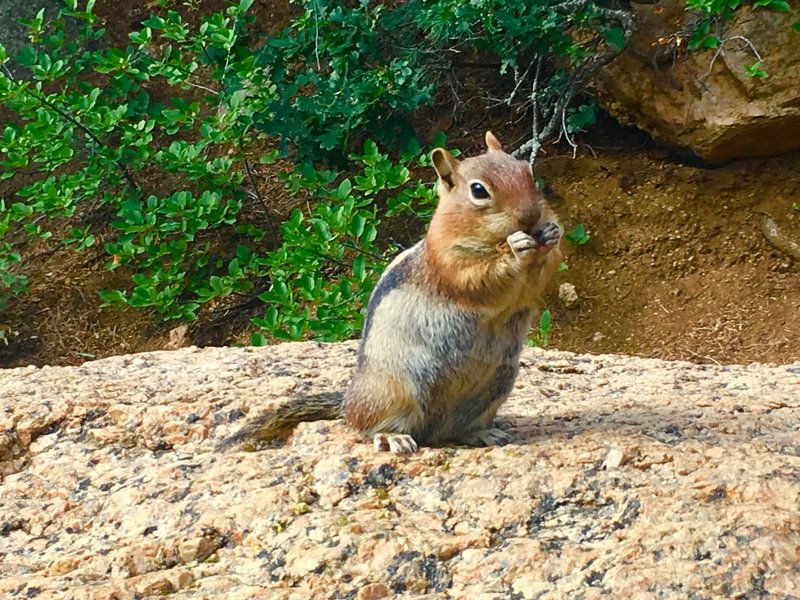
[759,213,800,261]
[512,3,637,168]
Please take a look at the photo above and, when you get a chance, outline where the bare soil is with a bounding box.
[541,145,800,365]
[1,1,799,368]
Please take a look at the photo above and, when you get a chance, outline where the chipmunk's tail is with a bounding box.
[218,392,344,451]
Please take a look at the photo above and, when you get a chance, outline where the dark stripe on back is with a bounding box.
[361,246,418,342]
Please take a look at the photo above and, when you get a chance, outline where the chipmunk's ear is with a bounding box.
[485,131,503,152]
[431,148,458,189]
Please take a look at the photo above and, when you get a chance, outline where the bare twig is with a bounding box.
[185,80,220,96]
[701,34,763,82]
[312,0,322,71]
[757,212,800,261]
[486,60,535,109]
[561,107,578,159]
[511,4,636,168]
[243,157,279,248]
[514,59,542,164]
[449,60,504,69]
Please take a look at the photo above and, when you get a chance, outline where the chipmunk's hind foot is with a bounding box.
[373,432,419,454]
[457,427,513,448]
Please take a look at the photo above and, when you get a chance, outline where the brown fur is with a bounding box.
[345,371,421,434]
[423,135,560,309]
[342,131,562,450]
[221,131,562,453]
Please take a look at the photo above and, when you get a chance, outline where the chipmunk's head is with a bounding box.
[429,131,543,246]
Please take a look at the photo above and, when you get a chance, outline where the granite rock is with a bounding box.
[596,1,800,162]
[1,342,799,598]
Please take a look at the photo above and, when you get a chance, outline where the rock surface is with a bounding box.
[1,342,799,598]
[595,2,800,162]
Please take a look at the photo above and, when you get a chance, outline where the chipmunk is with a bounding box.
[221,131,562,453]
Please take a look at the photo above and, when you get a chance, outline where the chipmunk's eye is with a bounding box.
[469,181,491,201]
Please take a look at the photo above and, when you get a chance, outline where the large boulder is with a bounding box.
[595,1,800,162]
[1,342,799,598]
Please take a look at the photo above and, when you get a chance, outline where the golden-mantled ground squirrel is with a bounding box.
[222,131,562,453]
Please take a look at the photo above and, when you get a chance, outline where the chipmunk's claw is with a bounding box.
[506,230,538,258]
[373,433,418,454]
[534,221,561,249]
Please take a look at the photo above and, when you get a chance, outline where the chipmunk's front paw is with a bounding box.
[506,230,538,258]
[533,221,561,250]
[373,432,418,454]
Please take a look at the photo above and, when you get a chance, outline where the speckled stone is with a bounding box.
[1,342,799,598]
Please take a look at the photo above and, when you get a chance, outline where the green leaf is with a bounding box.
[432,131,447,148]
[236,245,252,262]
[337,178,352,199]
[313,219,332,241]
[129,28,152,46]
[98,289,127,304]
[181,304,199,321]
[362,224,377,243]
[299,273,316,295]
[362,139,379,159]
[209,275,225,293]
[142,15,165,29]
[539,309,552,333]
[744,61,768,79]
[352,255,366,281]
[755,0,790,9]
[17,46,37,67]
[350,213,367,239]
[565,223,589,245]
[603,26,626,50]
[318,129,341,150]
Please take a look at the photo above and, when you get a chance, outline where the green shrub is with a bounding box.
[0,0,443,341]
[686,0,793,50]
[0,0,443,321]
[1,0,268,318]
[529,309,553,348]
[0,0,627,340]
[394,0,635,162]
[564,223,590,246]
[251,139,439,343]
[250,0,433,162]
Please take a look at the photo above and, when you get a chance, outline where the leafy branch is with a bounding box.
[511,1,636,166]
[0,64,142,193]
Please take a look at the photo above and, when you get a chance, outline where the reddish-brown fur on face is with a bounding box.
[423,133,557,308]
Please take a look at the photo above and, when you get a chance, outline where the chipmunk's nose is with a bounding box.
[517,204,541,229]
